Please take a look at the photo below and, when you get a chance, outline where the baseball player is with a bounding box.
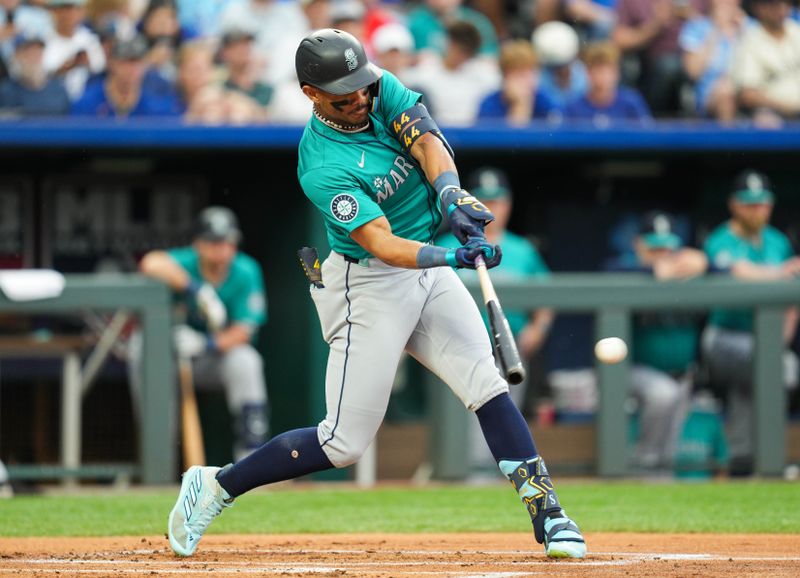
[607,212,708,471]
[701,170,800,475]
[167,29,586,560]
[135,206,269,462]
[437,167,554,478]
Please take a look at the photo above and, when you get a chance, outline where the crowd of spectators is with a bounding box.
[1,0,799,125]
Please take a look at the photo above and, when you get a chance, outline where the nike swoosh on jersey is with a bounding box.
[357,151,365,168]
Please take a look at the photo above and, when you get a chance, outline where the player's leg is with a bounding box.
[217,344,269,461]
[168,258,426,556]
[406,267,585,558]
[701,327,755,473]
[630,365,683,470]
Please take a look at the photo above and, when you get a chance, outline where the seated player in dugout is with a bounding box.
[167,29,586,560]
[437,167,554,477]
[701,170,800,476]
[606,211,708,472]
[134,206,269,462]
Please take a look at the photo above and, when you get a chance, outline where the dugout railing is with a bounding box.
[0,274,175,485]
[425,274,799,478]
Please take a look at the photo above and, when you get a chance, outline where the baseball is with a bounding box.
[594,337,628,364]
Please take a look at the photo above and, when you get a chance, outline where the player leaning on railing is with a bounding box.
[167,29,586,561]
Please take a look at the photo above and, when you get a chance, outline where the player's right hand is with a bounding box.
[446,190,495,245]
[195,283,227,330]
[173,324,209,358]
[451,239,502,269]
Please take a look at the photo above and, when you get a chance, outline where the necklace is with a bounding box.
[313,108,370,133]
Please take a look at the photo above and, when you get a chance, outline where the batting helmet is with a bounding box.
[295,28,382,95]
[194,206,242,244]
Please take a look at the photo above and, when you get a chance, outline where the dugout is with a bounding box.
[0,119,798,482]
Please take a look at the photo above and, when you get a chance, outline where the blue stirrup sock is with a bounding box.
[476,393,563,542]
[216,427,333,498]
[475,392,538,461]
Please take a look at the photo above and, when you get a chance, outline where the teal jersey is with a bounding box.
[704,222,794,331]
[437,230,549,336]
[168,247,267,335]
[298,71,441,260]
[633,313,699,374]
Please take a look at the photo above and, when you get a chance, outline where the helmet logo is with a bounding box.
[344,48,358,71]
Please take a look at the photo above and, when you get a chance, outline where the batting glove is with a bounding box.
[173,324,213,358]
[193,282,227,331]
[451,239,502,269]
[444,189,495,245]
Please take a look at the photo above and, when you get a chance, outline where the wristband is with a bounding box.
[186,279,202,295]
[416,245,453,269]
[433,171,461,204]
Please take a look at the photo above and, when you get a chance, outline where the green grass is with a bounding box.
[1,481,798,537]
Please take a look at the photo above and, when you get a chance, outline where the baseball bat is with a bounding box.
[474,255,526,385]
[179,355,206,468]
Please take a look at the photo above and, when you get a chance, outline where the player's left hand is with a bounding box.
[447,190,495,244]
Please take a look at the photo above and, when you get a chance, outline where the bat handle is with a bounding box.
[473,254,498,304]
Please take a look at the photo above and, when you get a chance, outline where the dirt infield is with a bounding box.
[0,533,798,577]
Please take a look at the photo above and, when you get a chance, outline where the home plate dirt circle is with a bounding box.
[1,533,798,577]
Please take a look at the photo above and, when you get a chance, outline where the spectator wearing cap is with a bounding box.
[702,169,800,475]
[403,20,499,126]
[477,39,561,125]
[565,41,651,125]
[136,206,269,462]
[0,32,70,115]
[607,211,709,472]
[1,0,53,66]
[407,0,498,58]
[732,0,800,123]
[613,0,707,115]
[71,34,178,116]
[371,22,415,79]
[219,0,306,85]
[436,167,554,479]
[532,21,589,109]
[679,0,748,123]
[43,0,106,101]
[220,26,272,108]
[330,0,366,45]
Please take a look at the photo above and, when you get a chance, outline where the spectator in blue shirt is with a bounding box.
[565,41,652,125]
[71,35,179,117]
[679,0,748,122]
[532,21,589,109]
[0,33,70,115]
[478,39,561,125]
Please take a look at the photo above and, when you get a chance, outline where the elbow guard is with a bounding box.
[391,103,454,158]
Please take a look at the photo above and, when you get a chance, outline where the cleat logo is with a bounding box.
[182,469,203,521]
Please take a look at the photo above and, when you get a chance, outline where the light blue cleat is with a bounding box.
[543,512,586,559]
[168,466,233,556]
[499,456,587,559]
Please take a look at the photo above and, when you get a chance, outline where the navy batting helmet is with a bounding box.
[195,206,242,244]
[295,28,382,95]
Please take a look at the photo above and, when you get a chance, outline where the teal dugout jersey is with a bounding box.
[437,230,550,336]
[704,222,793,331]
[297,71,442,260]
[168,246,267,336]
